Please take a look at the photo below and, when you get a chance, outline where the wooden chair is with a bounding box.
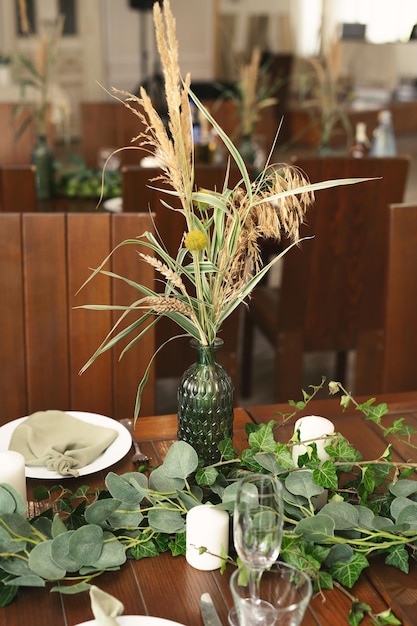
[375,203,417,393]
[79,102,148,168]
[121,164,247,391]
[0,212,155,426]
[240,155,411,402]
[0,165,37,212]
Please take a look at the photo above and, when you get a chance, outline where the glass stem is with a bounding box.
[249,569,263,600]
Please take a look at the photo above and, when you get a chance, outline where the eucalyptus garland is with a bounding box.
[1,380,416,626]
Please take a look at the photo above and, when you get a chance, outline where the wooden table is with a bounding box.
[3,395,417,626]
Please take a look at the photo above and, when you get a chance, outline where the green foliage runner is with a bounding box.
[1,380,416,626]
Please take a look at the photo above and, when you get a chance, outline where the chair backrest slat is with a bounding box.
[0,212,155,425]
[380,202,417,393]
[0,165,37,212]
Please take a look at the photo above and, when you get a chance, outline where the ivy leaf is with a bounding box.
[218,438,235,461]
[373,608,402,625]
[196,466,219,486]
[348,600,372,626]
[131,539,160,560]
[0,578,18,607]
[361,466,376,494]
[248,422,276,453]
[331,552,369,588]
[313,461,338,490]
[169,532,186,556]
[275,443,295,469]
[239,448,264,472]
[385,544,409,573]
[317,570,333,590]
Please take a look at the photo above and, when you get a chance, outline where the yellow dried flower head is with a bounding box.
[184,230,206,252]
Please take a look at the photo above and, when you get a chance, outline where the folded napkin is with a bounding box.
[9,410,118,477]
[90,585,124,626]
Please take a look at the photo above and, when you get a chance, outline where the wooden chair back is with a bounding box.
[378,203,417,393]
[79,102,148,168]
[0,165,37,212]
[0,212,155,426]
[241,155,411,402]
[121,164,247,391]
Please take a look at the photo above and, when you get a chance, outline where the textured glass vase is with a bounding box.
[238,134,257,167]
[32,134,54,200]
[177,339,234,464]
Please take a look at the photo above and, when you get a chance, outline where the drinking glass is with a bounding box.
[229,561,313,626]
[233,474,283,597]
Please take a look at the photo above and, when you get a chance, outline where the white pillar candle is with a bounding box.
[0,450,27,503]
[186,504,229,571]
[292,415,335,464]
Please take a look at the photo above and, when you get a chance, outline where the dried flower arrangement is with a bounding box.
[79,1,365,419]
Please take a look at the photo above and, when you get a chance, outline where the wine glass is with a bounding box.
[233,473,284,600]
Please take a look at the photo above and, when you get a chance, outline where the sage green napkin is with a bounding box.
[89,585,124,625]
[9,410,119,477]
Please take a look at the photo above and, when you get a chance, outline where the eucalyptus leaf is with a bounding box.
[147,509,185,533]
[396,504,417,529]
[28,541,67,579]
[85,499,123,524]
[0,486,22,514]
[161,441,199,479]
[285,470,324,500]
[105,472,144,505]
[1,513,39,541]
[254,453,284,475]
[390,497,417,522]
[389,479,417,498]
[0,485,26,516]
[324,544,354,567]
[6,574,46,587]
[50,531,80,572]
[51,513,68,538]
[355,505,375,530]
[68,525,103,566]
[0,557,32,576]
[107,505,144,528]
[32,516,53,538]
[295,514,335,542]
[91,537,126,569]
[50,581,92,594]
[148,465,185,492]
[319,502,359,530]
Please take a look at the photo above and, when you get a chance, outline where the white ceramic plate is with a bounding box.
[0,411,132,479]
[75,617,185,626]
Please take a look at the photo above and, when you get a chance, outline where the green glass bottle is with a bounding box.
[32,135,54,200]
[177,339,234,465]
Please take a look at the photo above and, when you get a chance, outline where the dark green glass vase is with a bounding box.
[177,339,234,464]
[238,133,257,167]
[32,135,54,200]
